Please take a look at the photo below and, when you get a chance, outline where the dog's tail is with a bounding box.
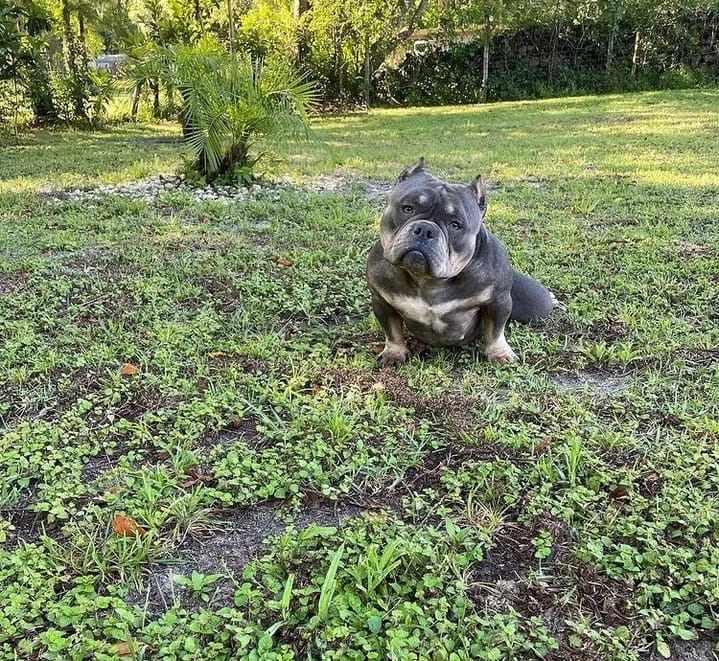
[509,270,556,323]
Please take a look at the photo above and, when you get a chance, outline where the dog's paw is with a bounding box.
[549,291,568,312]
[486,341,518,364]
[378,344,411,368]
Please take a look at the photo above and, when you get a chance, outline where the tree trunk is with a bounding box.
[369,0,430,74]
[166,86,175,116]
[131,81,143,118]
[78,10,88,69]
[549,20,559,83]
[194,0,203,30]
[605,1,623,76]
[227,0,235,59]
[605,29,615,75]
[631,29,641,78]
[574,24,586,68]
[364,34,371,108]
[220,137,249,175]
[294,0,311,66]
[151,79,160,117]
[479,12,490,102]
[61,0,77,76]
[29,69,58,123]
[333,28,344,99]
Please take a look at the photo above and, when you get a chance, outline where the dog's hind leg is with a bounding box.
[509,270,555,323]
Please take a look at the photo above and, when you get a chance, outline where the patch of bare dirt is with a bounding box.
[668,640,719,661]
[470,520,635,658]
[588,319,630,342]
[80,453,115,483]
[322,366,483,430]
[3,505,57,548]
[0,270,28,295]
[470,524,536,587]
[125,500,362,617]
[214,414,266,449]
[676,242,717,259]
[402,442,518,495]
[674,347,719,367]
[550,368,629,395]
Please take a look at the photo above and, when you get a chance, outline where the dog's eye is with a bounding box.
[401,204,414,214]
[450,220,462,230]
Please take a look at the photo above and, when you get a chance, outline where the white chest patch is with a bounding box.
[385,287,494,335]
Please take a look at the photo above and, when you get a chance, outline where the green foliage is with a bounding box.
[51,67,114,124]
[378,23,716,107]
[236,0,297,59]
[0,0,56,124]
[2,0,719,123]
[156,39,318,182]
[174,571,225,602]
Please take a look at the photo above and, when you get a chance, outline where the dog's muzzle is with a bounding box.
[394,220,445,276]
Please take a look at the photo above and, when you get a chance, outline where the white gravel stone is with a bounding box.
[44,172,388,206]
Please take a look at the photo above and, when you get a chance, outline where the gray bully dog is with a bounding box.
[366,158,555,367]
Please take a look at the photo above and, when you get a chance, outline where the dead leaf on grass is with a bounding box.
[109,642,133,657]
[112,514,145,537]
[611,485,630,501]
[311,384,327,397]
[180,469,216,488]
[533,436,552,456]
[276,257,293,267]
[120,363,140,376]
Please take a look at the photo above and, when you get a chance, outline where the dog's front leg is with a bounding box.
[371,293,410,367]
[482,294,518,364]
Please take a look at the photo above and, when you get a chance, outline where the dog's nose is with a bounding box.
[413,225,435,240]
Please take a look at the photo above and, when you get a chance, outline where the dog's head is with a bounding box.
[380,158,487,279]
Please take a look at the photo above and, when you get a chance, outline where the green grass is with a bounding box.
[1,88,718,660]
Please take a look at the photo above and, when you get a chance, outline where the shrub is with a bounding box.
[155,39,318,183]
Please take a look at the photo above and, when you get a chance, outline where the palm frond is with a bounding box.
[145,38,319,180]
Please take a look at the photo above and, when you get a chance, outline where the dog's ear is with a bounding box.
[470,174,487,218]
[397,157,425,182]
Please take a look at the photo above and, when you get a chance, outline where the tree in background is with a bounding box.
[303,0,430,103]
[1,0,57,124]
[158,38,318,182]
[1,0,717,128]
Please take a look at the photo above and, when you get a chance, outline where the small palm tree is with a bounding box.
[163,39,318,182]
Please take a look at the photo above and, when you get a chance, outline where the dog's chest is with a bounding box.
[386,288,493,339]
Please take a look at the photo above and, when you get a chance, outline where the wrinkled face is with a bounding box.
[380,163,487,279]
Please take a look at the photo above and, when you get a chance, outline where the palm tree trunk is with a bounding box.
[294,0,310,65]
[78,10,88,69]
[227,0,235,59]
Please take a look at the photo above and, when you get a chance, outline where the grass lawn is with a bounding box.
[1,88,718,660]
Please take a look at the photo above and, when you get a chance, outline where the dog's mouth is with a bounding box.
[400,249,430,275]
